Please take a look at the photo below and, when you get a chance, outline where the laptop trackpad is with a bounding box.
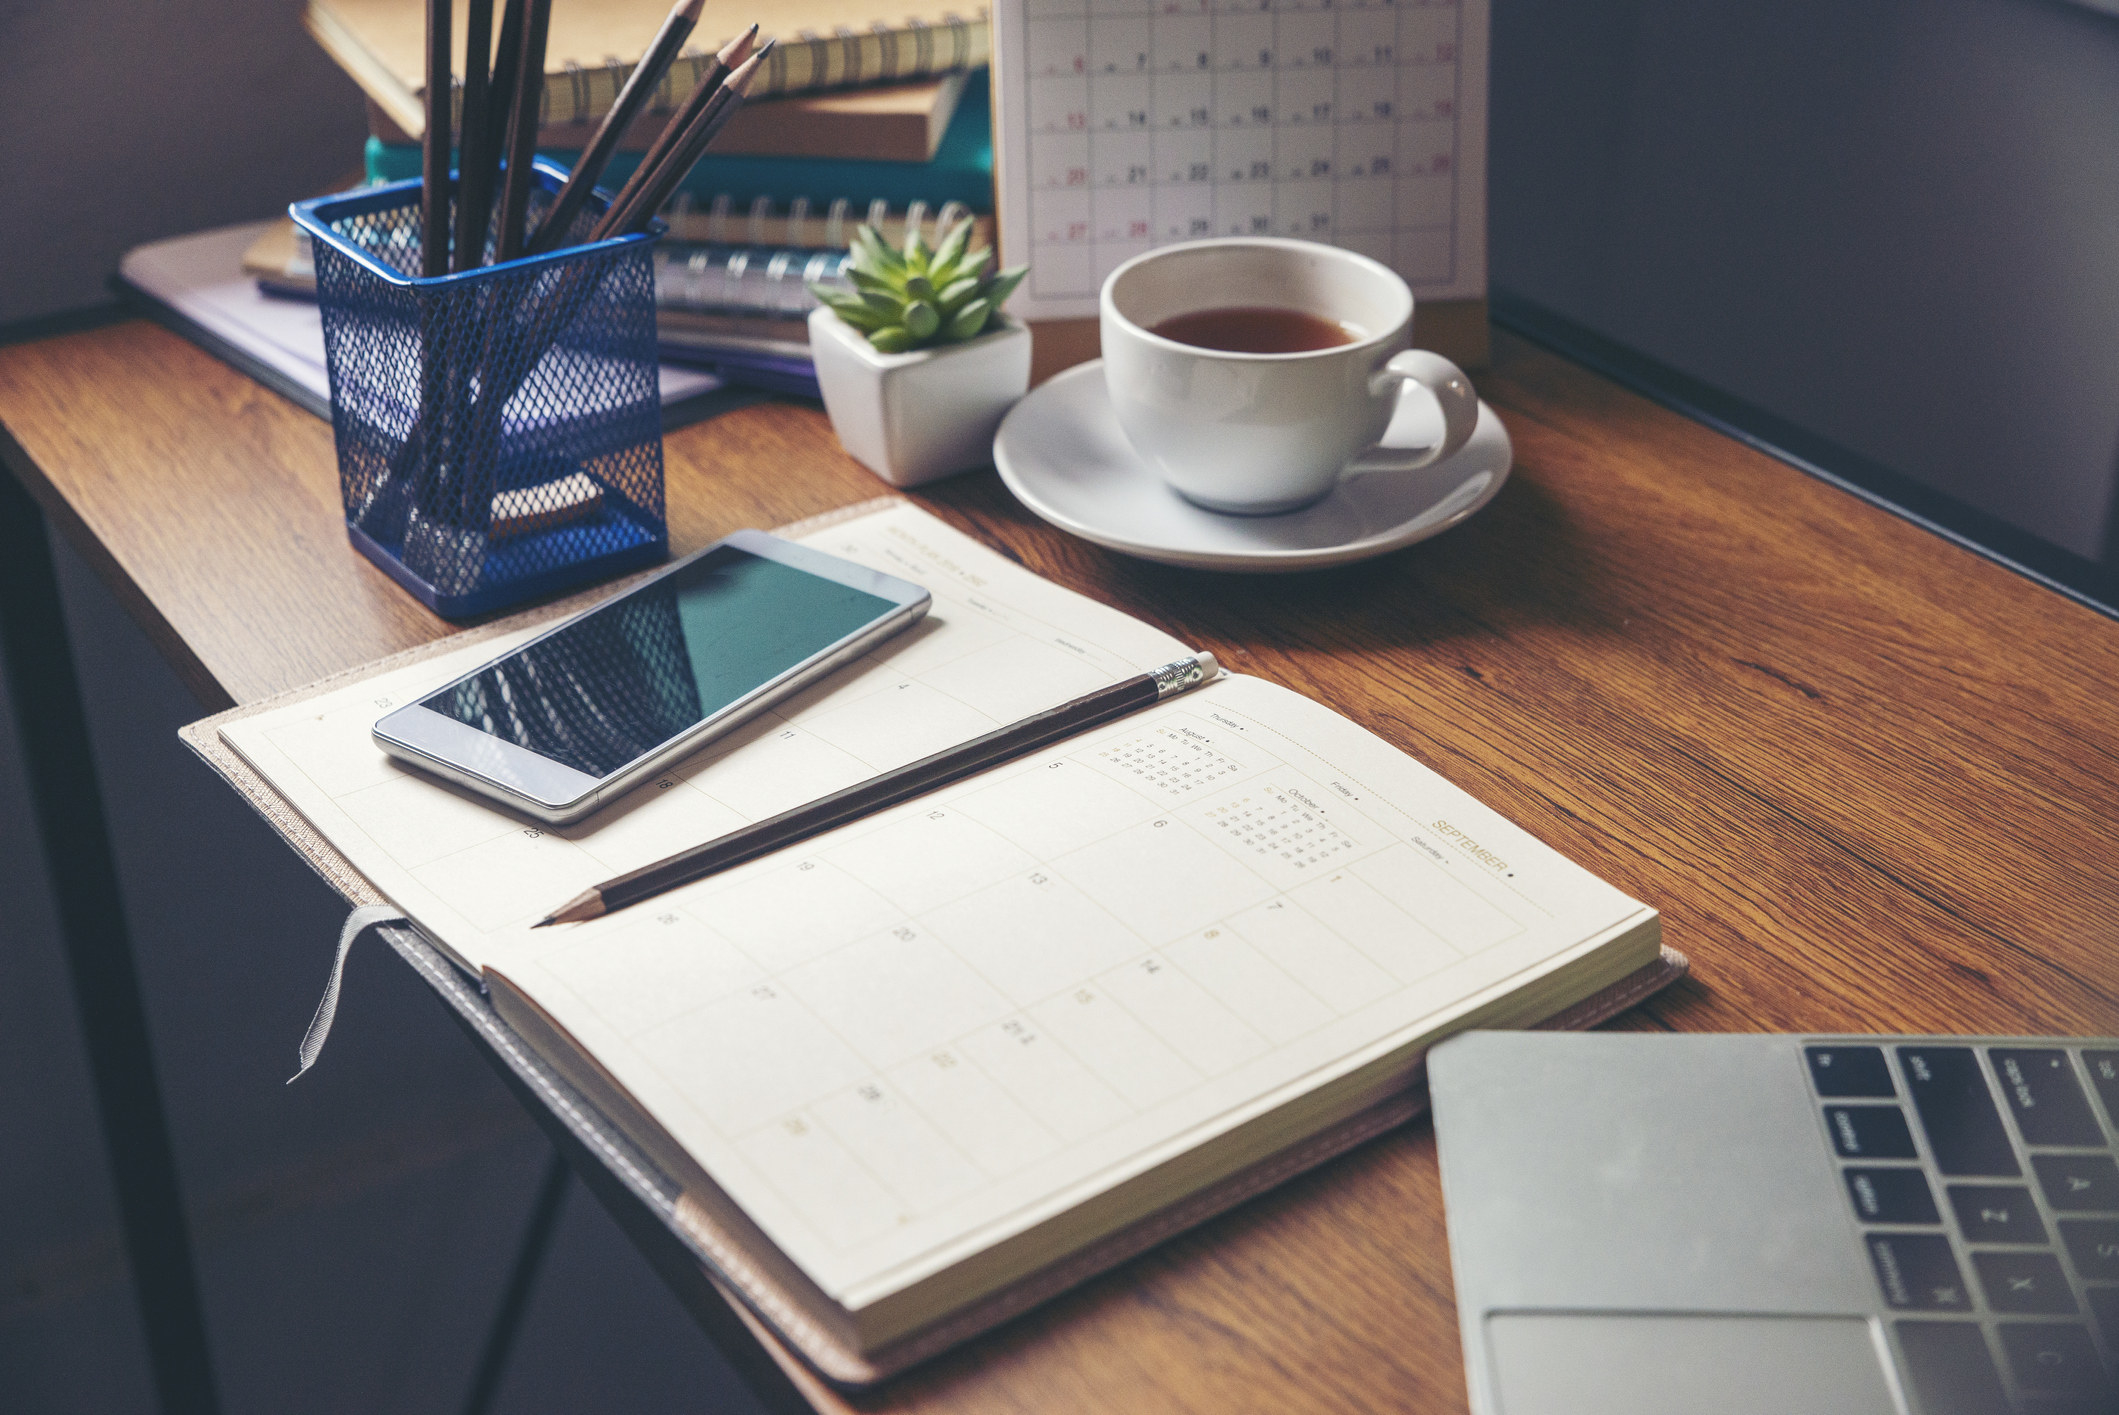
[1487,1313,1900,1415]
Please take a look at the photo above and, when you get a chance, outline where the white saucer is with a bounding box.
[992,360,1512,572]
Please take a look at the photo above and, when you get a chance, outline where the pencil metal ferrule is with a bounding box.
[1152,653,1217,697]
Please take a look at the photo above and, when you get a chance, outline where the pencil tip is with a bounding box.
[677,0,706,22]
[720,22,758,64]
[730,38,772,87]
[536,889,606,926]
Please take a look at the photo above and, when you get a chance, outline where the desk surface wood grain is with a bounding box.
[4,319,2114,1415]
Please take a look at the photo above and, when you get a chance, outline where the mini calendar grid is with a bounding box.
[1205,785,1359,868]
[1096,725,1246,795]
[994,0,1489,317]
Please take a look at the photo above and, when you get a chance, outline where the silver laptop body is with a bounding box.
[1429,1032,2119,1415]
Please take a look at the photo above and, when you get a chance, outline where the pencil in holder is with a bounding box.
[293,161,667,619]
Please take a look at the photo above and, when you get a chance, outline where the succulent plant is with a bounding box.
[809,219,1027,354]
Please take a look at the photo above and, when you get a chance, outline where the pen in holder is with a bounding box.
[293,162,668,618]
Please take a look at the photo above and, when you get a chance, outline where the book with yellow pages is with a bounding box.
[196,500,1678,1385]
[308,0,991,139]
[362,72,971,165]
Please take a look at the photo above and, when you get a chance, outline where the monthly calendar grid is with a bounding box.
[567,702,1527,1245]
[1000,0,1479,312]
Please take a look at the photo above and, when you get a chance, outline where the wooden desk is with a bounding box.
[5,318,2116,1414]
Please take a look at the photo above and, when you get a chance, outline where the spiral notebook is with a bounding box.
[195,499,1681,1384]
[308,0,993,140]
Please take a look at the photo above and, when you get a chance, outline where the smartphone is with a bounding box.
[373,530,931,823]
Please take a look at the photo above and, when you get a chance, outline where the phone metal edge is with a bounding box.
[372,531,932,824]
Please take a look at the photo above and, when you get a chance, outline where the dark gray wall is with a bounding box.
[0,0,369,324]
[1490,0,2119,563]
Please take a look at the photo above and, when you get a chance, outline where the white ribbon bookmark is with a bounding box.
[289,903,408,1082]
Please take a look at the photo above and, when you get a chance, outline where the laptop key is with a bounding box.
[1846,1166,1941,1224]
[1901,1047,2021,1177]
[1975,1251,2079,1315]
[1949,1184,2049,1245]
[2033,1154,2119,1213]
[1999,1323,2112,1398]
[1827,1105,1919,1159]
[1894,1322,2010,1415]
[1991,1049,2106,1149]
[1807,1044,1897,1097]
[1869,1233,1972,1310]
[2085,1051,2119,1129]
[2059,1219,2119,1281]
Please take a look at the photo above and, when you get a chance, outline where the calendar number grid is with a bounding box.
[1016,0,1465,304]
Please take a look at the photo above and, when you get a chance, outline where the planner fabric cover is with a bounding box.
[198,499,1674,1383]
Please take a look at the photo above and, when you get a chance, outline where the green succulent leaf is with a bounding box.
[984,266,1028,311]
[814,291,889,331]
[931,218,973,274]
[852,225,902,273]
[834,220,1030,352]
[943,298,991,341]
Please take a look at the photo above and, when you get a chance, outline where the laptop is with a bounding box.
[1428,1033,2119,1415]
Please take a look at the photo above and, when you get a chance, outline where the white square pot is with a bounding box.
[808,308,1032,487]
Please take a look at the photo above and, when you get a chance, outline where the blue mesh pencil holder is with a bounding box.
[293,161,667,619]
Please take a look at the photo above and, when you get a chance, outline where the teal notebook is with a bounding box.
[368,72,992,214]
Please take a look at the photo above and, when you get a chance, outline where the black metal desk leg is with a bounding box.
[460,1149,571,1415]
[0,473,221,1415]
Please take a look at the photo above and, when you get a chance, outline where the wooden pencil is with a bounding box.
[592,41,771,240]
[493,0,552,262]
[526,0,708,255]
[534,653,1218,926]
[484,0,525,173]
[451,0,496,271]
[421,0,452,274]
[590,24,755,242]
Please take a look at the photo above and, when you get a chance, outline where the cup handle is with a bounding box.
[1343,349,1480,478]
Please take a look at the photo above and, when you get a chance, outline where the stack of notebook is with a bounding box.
[289,0,998,383]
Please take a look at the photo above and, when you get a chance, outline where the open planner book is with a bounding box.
[211,500,1672,1384]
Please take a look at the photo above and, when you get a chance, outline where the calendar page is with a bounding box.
[493,672,1654,1309]
[993,0,1488,318]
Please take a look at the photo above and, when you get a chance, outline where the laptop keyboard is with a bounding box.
[1804,1040,2119,1414]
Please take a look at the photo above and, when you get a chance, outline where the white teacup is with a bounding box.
[1100,239,1479,516]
